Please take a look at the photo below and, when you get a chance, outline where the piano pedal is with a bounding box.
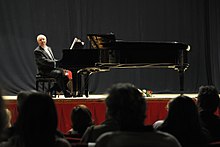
[74,91,83,97]
[56,91,61,98]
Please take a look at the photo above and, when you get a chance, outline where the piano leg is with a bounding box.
[84,72,90,97]
[71,70,83,97]
[179,70,185,94]
[77,73,83,97]
[78,70,90,97]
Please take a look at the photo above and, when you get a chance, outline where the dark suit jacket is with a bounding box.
[34,46,57,75]
[81,119,120,143]
[200,110,220,142]
[81,118,155,143]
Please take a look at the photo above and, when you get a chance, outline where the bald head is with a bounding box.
[37,34,47,48]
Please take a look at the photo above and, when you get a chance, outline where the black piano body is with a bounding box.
[59,49,100,97]
[59,40,190,97]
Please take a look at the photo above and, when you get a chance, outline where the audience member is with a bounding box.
[16,90,33,113]
[197,85,220,142]
[0,109,12,142]
[0,92,70,147]
[1,90,36,141]
[66,104,93,138]
[81,83,181,147]
[153,100,172,129]
[4,109,11,129]
[9,90,64,142]
[0,90,8,142]
[155,95,210,147]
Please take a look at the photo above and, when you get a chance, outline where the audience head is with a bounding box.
[16,90,33,113]
[105,83,146,131]
[197,85,220,113]
[16,92,58,146]
[159,95,205,143]
[157,95,209,147]
[71,104,93,135]
[37,34,47,48]
[165,95,199,125]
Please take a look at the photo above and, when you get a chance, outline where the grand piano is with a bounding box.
[59,33,190,97]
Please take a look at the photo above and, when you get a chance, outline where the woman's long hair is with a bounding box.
[15,92,58,147]
[158,95,208,146]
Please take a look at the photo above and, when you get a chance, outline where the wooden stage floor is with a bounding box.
[2,93,198,100]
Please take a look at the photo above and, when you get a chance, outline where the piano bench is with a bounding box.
[36,75,57,97]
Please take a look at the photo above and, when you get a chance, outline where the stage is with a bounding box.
[3,94,198,133]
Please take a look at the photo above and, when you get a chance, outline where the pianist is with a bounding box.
[34,34,72,98]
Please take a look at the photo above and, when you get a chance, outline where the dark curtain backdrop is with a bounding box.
[0,0,220,95]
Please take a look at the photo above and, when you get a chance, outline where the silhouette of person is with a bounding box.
[197,85,220,142]
[81,83,181,147]
[156,95,210,147]
[66,104,93,138]
[0,89,8,142]
[0,92,70,147]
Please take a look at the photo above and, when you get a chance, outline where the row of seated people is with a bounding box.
[63,84,220,147]
[0,84,219,147]
[74,84,220,147]
[152,85,220,147]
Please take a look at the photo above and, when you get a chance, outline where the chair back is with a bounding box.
[95,131,181,147]
[35,73,57,95]
[208,141,220,147]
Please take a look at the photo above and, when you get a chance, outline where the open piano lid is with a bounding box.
[110,40,190,65]
[87,33,116,49]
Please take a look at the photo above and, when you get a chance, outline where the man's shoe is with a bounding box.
[49,84,61,98]
[64,91,72,98]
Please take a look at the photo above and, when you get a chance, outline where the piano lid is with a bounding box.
[87,33,116,49]
[110,40,190,51]
[106,41,190,65]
